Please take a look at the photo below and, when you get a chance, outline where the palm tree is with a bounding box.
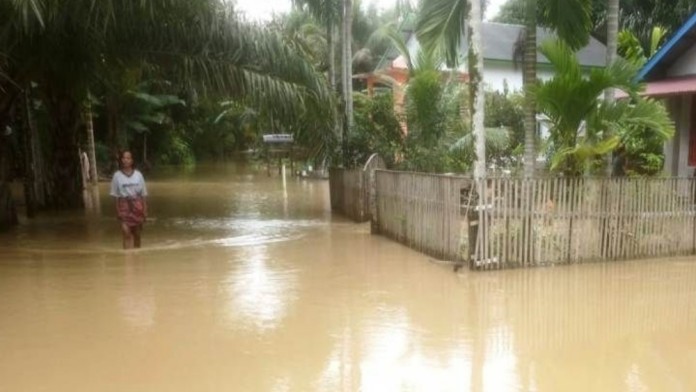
[605,0,620,100]
[292,0,341,89]
[533,40,674,176]
[522,0,537,177]
[519,0,593,177]
[604,0,620,175]
[291,0,344,164]
[1,0,333,209]
[415,0,486,178]
[277,10,329,71]
[342,0,355,133]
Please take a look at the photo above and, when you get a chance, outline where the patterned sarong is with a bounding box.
[117,197,145,227]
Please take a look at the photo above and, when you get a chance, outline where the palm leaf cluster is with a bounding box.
[1,0,335,207]
[533,40,674,175]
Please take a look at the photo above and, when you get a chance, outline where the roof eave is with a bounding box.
[637,11,696,81]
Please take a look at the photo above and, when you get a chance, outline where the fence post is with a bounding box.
[599,179,610,260]
[467,180,482,270]
[357,171,365,221]
[370,170,379,234]
[692,178,696,255]
[521,178,534,266]
[566,178,575,264]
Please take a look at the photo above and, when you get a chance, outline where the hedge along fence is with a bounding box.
[372,171,696,270]
[329,154,386,223]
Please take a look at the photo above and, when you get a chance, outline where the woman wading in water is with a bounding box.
[110,151,148,249]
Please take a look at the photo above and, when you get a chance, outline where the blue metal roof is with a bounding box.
[637,12,696,81]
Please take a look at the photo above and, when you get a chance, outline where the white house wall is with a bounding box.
[664,95,693,176]
[399,35,571,93]
[679,95,693,177]
[667,44,696,78]
[483,63,555,92]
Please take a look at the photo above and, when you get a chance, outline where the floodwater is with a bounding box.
[1,163,696,392]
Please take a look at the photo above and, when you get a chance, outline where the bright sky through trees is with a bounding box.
[235,0,507,21]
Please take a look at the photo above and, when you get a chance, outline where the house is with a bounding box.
[362,22,606,137]
[632,12,696,177]
[379,22,607,93]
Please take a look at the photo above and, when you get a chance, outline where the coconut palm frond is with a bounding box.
[534,39,673,175]
[539,0,592,50]
[367,23,415,72]
[550,136,620,171]
[450,127,510,153]
[415,0,466,68]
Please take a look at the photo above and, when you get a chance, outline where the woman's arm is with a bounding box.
[140,173,148,219]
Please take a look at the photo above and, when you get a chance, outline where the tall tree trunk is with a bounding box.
[328,20,336,91]
[106,95,122,173]
[21,90,38,218]
[468,0,487,268]
[521,0,538,264]
[523,0,537,178]
[0,182,17,231]
[44,93,84,209]
[343,0,354,131]
[605,0,619,176]
[328,19,342,164]
[604,0,619,101]
[0,90,19,229]
[84,100,99,186]
[26,91,47,208]
[469,0,486,179]
[0,128,17,229]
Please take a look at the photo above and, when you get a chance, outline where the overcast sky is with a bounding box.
[235,0,508,22]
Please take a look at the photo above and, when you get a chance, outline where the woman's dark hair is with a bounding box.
[117,150,135,169]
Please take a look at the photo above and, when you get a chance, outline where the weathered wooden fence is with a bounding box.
[329,154,386,222]
[329,168,366,221]
[474,177,696,270]
[373,170,473,261]
[372,170,696,270]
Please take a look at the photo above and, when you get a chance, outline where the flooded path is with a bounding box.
[1,163,696,391]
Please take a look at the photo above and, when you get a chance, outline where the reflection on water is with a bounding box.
[1,163,695,391]
[119,254,156,331]
[224,245,298,331]
[358,307,472,392]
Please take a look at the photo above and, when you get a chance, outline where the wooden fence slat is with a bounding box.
[639,178,647,257]
[523,179,531,267]
[366,171,696,271]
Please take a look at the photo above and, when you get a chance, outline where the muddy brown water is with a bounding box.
[1,163,696,391]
